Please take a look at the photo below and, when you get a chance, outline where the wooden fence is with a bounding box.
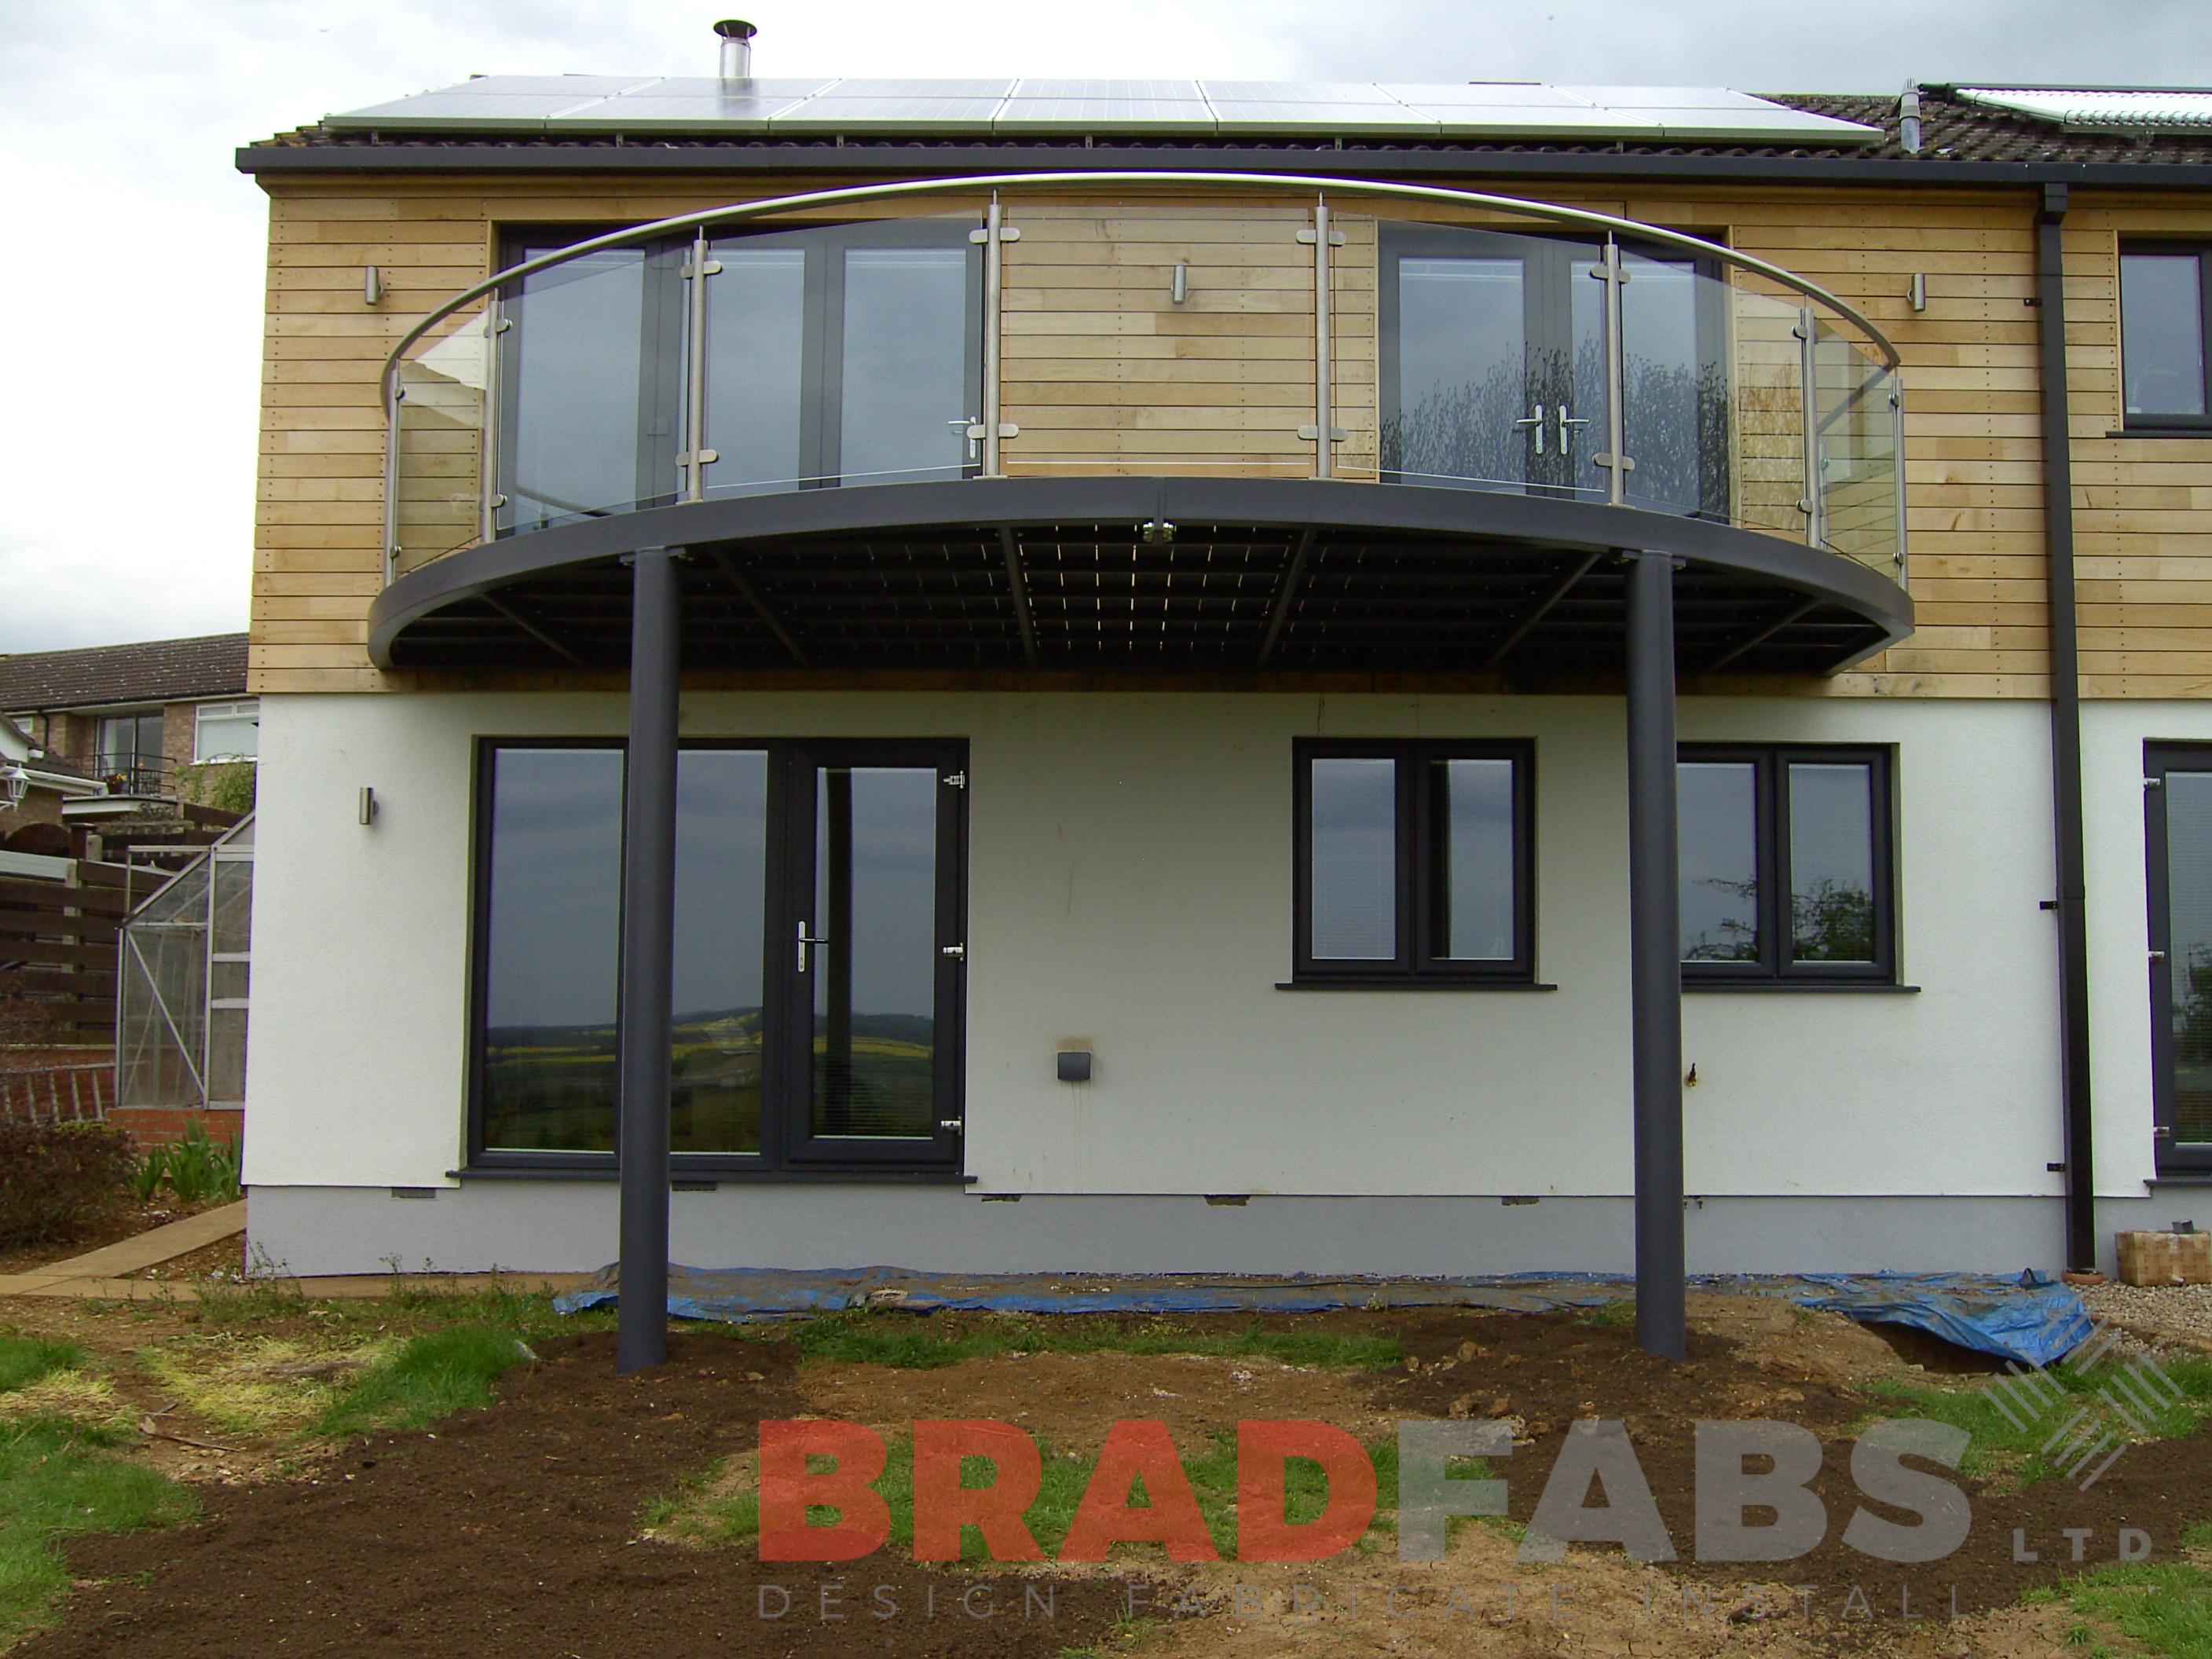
[0,854,136,1046]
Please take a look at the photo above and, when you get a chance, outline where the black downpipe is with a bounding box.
[1624,549,1687,1361]
[2034,185,2098,1273]
[617,545,683,1373]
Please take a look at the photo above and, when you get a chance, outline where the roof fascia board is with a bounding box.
[235,141,2212,189]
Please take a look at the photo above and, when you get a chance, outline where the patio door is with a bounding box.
[1381,225,1725,514]
[2148,745,2212,1172]
[778,742,967,1167]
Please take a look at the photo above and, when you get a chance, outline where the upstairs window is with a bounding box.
[97,711,164,794]
[193,701,258,764]
[495,221,983,534]
[2120,244,2212,429]
[1292,739,1535,984]
[1679,745,1896,983]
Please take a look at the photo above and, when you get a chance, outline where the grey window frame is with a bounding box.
[2144,742,2212,1173]
[2119,240,2212,432]
[1679,743,1897,986]
[1291,738,1536,986]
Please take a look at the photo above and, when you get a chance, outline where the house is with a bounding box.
[0,634,255,861]
[232,33,2212,1361]
[0,713,105,855]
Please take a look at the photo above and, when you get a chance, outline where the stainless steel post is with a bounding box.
[983,195,1005,476]
[1313,196,1333,480]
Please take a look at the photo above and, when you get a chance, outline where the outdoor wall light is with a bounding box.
[357,786,379,826]
[1906,273,1928,312]
[1171,262,1188,304]
[1,762,27,808]
[1057,1048,1093,1083]
[363,265,383,306]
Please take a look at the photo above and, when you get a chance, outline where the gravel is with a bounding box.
[2082,1281,2212,1348]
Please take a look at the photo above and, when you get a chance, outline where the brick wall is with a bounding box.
[106,1104,244,1151]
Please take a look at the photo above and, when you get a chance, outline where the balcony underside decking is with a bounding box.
[368,476,1910,678]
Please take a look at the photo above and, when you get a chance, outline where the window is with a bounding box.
[1291,739,1534,983]
[2120,244,2212,429]
[470,739,967,1173]
[1679,745,1895,983]
[496,220,983,534]
[96,711,164,795]
[2144,745,2212,1171]
[193,701,258,764]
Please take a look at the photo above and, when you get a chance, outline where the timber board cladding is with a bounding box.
[250,176,2212,699]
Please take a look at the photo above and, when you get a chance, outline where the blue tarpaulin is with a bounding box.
[554,1264,2093,1368]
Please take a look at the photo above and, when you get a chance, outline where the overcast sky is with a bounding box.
[3,0,2207,653]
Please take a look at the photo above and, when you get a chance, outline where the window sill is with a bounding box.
[1683,980,1921,994]
[449,1166,977,1185]
[1276,978,1558,992]
[2108,427,2212,439]
[2148,1172,2212,1187]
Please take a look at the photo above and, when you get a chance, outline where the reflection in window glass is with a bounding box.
[702,244,808,494]
[840,248,971,485]
[1389,256,1528,488]
[2165,773,2212,1145]
[1433,758,1514,961]
[812,767,938,1139]
[1309,758,1397,961]
[481,748,624,1152]
[2122,255,2207,419]
[1788,763,1877,963]
[1619,255,1719,515]
[504,249,646,530]
[672,750,769,1154]
[1679,762,1759,961]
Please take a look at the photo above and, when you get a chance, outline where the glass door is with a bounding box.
[2148,745,2212,1171]
[780,742,966,1167]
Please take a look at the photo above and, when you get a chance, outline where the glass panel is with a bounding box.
[672,749,769,1155]
[392,309,491,574]
[480,748,624,1153]
[210,859,252,956]
[2122,255,2207,419]
[117,861,209,1108]
[195,713,258,763]
[97,712,165,794]
[1431,757,1514,961]
[1679,761,1759,962]
[2167,773,2212,1147]
[811,766,939,1139]
[839,247,972,486]
[1815,323,1903,578]
[210,960,251,1001]
[206,1006,248,1105]
[1727,284,1811,540]
[1787,762,1877,964]
[499,248,647,533]
[1309,757,1397,961]
[1617,254,1723,517]
[701,241,808,496]
[1386,252,1529,490]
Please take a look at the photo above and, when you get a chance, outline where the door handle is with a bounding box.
[1558,408,1592,453]
[797,919,831,972]
[948,416,985,463]
[1511,404,1547,456]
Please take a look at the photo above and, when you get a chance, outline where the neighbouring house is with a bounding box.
[0,633,255,863]
[232,32,2212,1349]
[0,713,104,856]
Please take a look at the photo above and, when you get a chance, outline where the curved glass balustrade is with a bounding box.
[383,174,1905,595]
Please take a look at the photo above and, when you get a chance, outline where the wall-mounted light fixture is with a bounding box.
[363,265,383,306]
[0,762,27,809]
[358,786,379,826]
[1171,262,1188,304]
[1906,273,1928,313]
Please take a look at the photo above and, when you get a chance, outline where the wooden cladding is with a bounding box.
[247,177,2212,699]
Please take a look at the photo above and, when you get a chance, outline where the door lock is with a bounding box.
[942,943,967,961]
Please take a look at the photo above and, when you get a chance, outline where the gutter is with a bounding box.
[2034,181,2097,1272]
[234,142,2212,190]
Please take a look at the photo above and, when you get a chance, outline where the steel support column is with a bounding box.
[1624,548,1686,1361]
[616,544,683,1373]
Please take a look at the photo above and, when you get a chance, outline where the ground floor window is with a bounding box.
[2146,744,2212,1172]
[1678,745,1895,983]
[1291,738,1535,984]
[470,738,966,1174]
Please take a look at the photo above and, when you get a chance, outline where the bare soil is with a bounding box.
[0,1197,221,1277]
[126,1231,247,1282]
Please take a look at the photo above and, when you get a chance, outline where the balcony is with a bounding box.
[371,173,1909,678]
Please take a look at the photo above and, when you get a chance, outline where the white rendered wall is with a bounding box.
[246,691,2062,1207]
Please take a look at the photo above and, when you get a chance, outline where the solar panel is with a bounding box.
[994,99,1216,132]
[772,96,1010,130]
[557,93,812,130]
[1957,86,2212,131]
[1198,81,1401,104]
[1207,101,1439,134]
[1382,83,1592,108]
[1552,85,1778,110]
[331,92,619,127]
[826,78,1016,99]
[1010,80,1204,100]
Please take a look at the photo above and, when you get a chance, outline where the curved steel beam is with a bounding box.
[368,476,1911,671]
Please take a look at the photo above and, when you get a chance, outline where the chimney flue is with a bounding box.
[716,19,756,82]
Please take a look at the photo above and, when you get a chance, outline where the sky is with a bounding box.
[2,0,2207,653]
